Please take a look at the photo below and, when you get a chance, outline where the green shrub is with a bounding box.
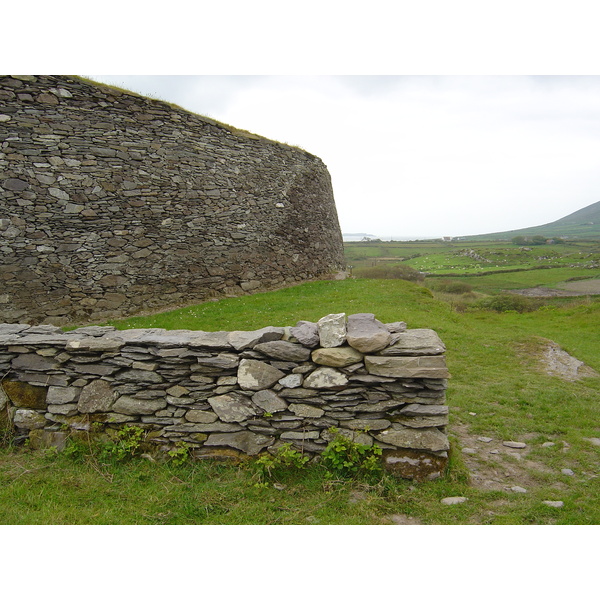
[352,264,424,282]
[429,279,473,294]
[99,425,146,462]
[474,294,541,313]
[251,443,309,485]
[168,441,191,466]
[321,433,383,480]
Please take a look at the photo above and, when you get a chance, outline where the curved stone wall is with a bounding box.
[0,75,345,325]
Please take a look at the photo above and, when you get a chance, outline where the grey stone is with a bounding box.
[289,321,320,347]
[398,404,449,417]
[251,389,288,414]
[208,394,260,422]
[365,355,450,379]
[441,497,468,505]
[254,340,311,362]
[227,327,284,351]
[379,329,446,356]
[502,441,527,449]
[288,403,325,418]
[311,346,363,367]
[346,313,391,353]
[317,313,346,348]
[114,369,163,383]
[394,415,449,428]
[185,410,218,423]
[238,359,285,391]
[542,501,564,508]
[278,374,303,388]
[3,178,30,191]
[12,353,57,371]
[47,403,79,415]
[196,353,239,369]
[164,422,242,433]
[345,418,391,431]
[385,322,407,333]
[77,379,116,413]
[280,430,320,440]
[187,331,232,349]
[303,367,348,389]
[66,337,123,352]
[111,396,167,415]
[374,424,450,452]
[166,385,189,398]
[561,468,574,476]
[204,431,274,455]
[47,386,79,405]
[511,486,527,493]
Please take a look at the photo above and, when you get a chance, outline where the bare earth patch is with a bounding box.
[452,422,554,493]
[542,341,599,381]
[511,278,600,297]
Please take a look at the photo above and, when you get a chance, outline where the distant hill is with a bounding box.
[464,200,600,241]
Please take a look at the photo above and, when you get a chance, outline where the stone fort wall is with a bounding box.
[0,75,345,325]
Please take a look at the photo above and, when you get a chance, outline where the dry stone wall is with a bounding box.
[0,313,450,480]
[0,75,345,325]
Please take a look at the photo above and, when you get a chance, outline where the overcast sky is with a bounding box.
[86,75,600,239]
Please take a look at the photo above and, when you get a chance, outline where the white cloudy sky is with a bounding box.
[8,1,600,241]
[86,74,600,239]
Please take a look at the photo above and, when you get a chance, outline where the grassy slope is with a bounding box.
[2,279,599,525]
[464,200,600,240]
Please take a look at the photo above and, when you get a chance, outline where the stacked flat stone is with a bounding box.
[0,75,344,325]
[0,313,450,480]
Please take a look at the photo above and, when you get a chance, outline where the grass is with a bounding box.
[2,275,599,525]
[345,239,600,278]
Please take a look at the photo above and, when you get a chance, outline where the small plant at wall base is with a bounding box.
[321,431,383,480]
[251,443,310,486]
[168,441,191,466]
[100,425,146,462]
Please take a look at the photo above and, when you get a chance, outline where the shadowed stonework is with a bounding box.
[0,76,345,325]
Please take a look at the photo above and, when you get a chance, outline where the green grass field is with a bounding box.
[345,239,600,278]
[2,275,599,526]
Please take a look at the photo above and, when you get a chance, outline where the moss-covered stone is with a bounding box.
[382,448,448,481]
[28,429,68,451]
[2,380,47,409]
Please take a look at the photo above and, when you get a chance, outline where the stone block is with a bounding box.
[382,448,448,480]
[346,313,391,353]
[2,379,47,409]
[365,355,450,379]
[317,313,346,348]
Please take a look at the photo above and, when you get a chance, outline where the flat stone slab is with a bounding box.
[379,329,446,356]
[365,355,450,379]
[374,424,450,452]
[204,431,274,455]
[253,340,311,362]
